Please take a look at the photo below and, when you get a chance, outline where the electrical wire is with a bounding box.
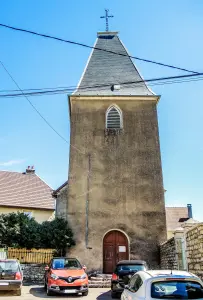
[0,60,86,154]
[1,72,203,98]
[0,23,199,74]
[2,74,203,96]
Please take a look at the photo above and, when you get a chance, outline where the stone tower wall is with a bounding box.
[67,96,166,271]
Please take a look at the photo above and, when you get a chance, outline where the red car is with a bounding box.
[0,259,23,296]
[44,257,88,296]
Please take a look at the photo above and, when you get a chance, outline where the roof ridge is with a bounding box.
[0,170,25,174]
[166,206,188,208]
[35,173,53,190]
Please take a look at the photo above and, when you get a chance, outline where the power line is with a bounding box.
[2,73,203,96]
[0,60,85,154]
[0,61,69,143]
[0,85,77,93]
[0,23,199,74]
[1,71,203,98]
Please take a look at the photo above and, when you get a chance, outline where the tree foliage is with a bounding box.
[0,213,74,253]
[40,217,75,255]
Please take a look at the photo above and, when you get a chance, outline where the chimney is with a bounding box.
[187,204,193,219]
[25,165,35,174]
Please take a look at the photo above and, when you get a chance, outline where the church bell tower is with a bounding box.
[67,30,166,273]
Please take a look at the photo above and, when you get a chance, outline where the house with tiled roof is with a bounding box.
[165,204,192,239]
[0,166,55,223]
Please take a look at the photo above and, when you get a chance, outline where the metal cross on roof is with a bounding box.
[100,9,114,32]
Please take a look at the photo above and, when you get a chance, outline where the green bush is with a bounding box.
[0,213,74,253]
[40,217,75,255]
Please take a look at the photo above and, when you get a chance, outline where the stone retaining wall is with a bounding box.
[21,263,111,288]
[160,237,178,269]
[186,223,203,280]
[22,263,45,284]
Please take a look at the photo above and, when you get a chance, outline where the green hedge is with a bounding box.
[0,213,75,255]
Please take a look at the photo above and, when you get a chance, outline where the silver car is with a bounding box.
[121,270,203,300]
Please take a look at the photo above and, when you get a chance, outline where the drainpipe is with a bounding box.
[85,153,92,249]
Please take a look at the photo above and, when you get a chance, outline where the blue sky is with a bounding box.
[0,0,203,220]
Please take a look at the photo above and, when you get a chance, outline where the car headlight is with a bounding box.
[51,273,59,280]
[80,274,87,279]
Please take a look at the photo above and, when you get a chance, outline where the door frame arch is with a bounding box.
[102,229,130,273]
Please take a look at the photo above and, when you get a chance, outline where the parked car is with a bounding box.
[121,270,203,300]
[111,260,147,298]
[44,257,88,296]
[0,259,23,296]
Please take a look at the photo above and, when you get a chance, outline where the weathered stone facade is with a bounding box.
[67,95,167,271]
[186,223,203,280]
[55,184,68,219]
[160,238,177,269]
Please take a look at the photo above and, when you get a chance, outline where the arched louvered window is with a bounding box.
[106,105,123,129]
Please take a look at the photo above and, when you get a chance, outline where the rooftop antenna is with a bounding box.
[100,9,114,32]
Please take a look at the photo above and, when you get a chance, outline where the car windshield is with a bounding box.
[151,280,203,299]
[0,261,19,272]
[52,258,81,270]
[117,264,145,272]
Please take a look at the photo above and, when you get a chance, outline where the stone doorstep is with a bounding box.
[89,280,111,284]
[89,277,111,281]
[91,274,112,278]
[89,283,111,288]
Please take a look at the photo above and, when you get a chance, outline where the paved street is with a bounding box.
[0,286,111,300]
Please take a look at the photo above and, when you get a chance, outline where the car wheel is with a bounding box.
[111,291,119,299]
[82,290,89,296]
[16,289,22,296]
[47,285,54,296]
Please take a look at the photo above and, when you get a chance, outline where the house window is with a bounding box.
[23,212,32,219]
[106,105,123,129]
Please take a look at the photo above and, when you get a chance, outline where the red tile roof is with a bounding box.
[0,171,55,210]
[165,207,189,231]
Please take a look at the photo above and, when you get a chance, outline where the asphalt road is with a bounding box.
[0,286,111,300]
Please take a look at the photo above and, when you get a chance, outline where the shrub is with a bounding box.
[0,213,74,253]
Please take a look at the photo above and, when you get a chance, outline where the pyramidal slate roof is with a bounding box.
[74,32,154,96]
[0,170,55,210]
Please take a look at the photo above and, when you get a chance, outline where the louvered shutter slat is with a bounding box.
[106,107,122,129]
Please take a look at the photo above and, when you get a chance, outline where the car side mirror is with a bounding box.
[45,266,49,271]
[83,265,87,271]
[21,266,24,270]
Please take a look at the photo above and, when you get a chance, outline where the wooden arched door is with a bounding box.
[103,230,129,274]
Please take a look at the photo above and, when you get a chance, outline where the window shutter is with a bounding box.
[107,107,121,129]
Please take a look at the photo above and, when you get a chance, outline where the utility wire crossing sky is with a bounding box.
[0,23,199,74]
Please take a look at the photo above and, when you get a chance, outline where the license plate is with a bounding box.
[0,283,9,286]
[64,290,77,293]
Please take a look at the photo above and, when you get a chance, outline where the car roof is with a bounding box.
[135,270,199,281]
[146,270,197,277]
[117,260,146,265]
